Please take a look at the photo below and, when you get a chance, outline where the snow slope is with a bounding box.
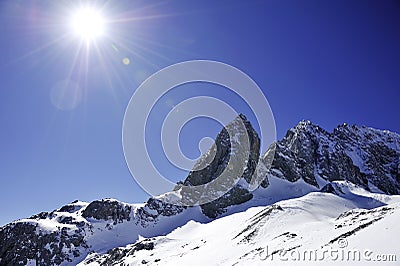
[79,181,400,265]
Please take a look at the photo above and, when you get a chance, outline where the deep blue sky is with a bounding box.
[1,0,399,226]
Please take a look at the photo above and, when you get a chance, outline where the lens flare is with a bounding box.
[122,57,130,65]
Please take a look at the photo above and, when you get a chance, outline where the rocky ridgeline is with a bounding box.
[175,116,400,218]
[267,121,400,194]
[1,116,400,265]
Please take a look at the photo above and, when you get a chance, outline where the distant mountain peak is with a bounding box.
[272,120,400,193]
[286,119,328,138]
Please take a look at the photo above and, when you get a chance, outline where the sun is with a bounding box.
[70,7,105,42]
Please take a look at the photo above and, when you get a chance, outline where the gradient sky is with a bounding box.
[1,0,399,226]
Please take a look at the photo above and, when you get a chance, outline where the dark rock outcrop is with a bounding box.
[134,198,186,227]
[0,221,87,265]
[82,199,132,224]
[181,114,261,218]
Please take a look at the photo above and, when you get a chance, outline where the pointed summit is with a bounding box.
[293,119,326,132]
[180,113,261,217]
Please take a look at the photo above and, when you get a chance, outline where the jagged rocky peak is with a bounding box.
[183,113,260,187]
[284,119,327,140]
[179,113,261,218]
[267,120,400,194]
[293,119,318,129]
[333,122,400,146]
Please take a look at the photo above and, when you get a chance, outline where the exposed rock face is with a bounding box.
[201,186,254,218]
[85,239,155,266]
[0,215,88,265]
[181,114,261,218]
[183,114,260,186]
[266,121,400,194]
[134,198,186,227]
[82,199,132,224]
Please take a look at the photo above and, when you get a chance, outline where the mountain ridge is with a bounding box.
[1,118,400,265]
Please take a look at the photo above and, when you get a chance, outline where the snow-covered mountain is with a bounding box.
[80,181,400,266]
[1,116,400,265]
[268,120,400,194]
